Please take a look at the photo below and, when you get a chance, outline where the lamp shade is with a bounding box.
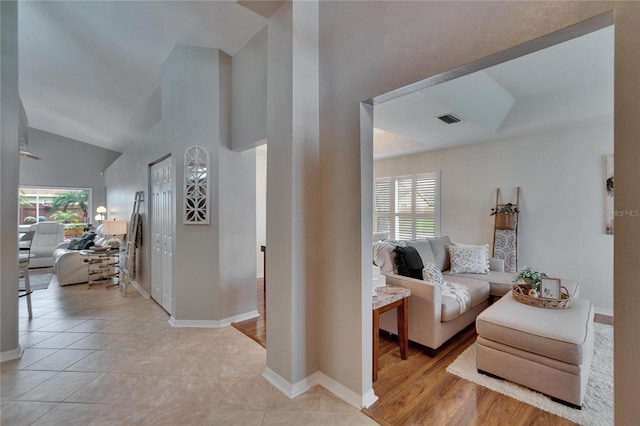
[96,205,107,214]
[102,220,127,236]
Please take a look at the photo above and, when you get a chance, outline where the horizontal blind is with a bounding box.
[415,173,437,239]
[374,178,391,234]
[374,172,440,240]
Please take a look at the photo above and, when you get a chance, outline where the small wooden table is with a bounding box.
[372,285,411,381]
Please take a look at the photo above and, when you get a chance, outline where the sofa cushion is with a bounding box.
[448,244,490,274]
[441,277,490,322]
[406,240,436,265]
[444,270,514,296]
[427,236,452,271]
[393,246,424,280]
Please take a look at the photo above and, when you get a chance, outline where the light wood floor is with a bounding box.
[364,328,576,425]
[233,281,585,425]
[232,278,266,348]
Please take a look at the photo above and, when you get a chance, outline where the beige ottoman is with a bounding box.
[476,291,594,408]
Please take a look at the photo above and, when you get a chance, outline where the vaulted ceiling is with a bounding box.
[374,26,614,159]
[19,1,266,153]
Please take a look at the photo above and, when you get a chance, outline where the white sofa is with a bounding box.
[53,225,108,286]
[28,222,65,268]
[374,237,515,353]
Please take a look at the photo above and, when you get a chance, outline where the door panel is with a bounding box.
[150,157,173,314]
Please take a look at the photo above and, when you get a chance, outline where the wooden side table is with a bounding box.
[372,285,411,381]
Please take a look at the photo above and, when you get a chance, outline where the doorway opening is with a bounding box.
[360,16,614,422]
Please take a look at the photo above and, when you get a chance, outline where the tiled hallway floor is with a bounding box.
[2,278,377,425]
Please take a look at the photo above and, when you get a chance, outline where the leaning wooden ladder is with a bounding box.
[491,187,520,273]
[121,191,144,294]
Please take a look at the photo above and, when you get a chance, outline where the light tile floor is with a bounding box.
[2,278,377,426]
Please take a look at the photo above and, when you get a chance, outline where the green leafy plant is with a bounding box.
[49,211,80,223]
[51,190,88,218]
[19,191,32,207]
[513,266,547,293]
[23,216,36,224]
[490,202,519,216]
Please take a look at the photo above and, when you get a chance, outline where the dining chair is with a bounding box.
[19,230,35,319]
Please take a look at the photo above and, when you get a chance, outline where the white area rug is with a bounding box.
[446,323,613,425]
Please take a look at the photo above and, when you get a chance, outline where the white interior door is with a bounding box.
[150,157,173,314]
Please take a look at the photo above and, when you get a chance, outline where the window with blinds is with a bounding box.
[374,172,440,240]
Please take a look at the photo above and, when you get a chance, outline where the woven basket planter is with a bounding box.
[512,284,572,309]
[495,213,516,230]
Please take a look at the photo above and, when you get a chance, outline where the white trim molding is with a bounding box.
[129,280,150,299]
[169,310,259,328]
[262,368,378,409]
[0,346,24,362]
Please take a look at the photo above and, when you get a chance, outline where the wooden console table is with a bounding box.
[372,285,411,381]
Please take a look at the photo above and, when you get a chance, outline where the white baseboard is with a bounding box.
[0,346,24,362]
[261,367,378,409]
[129,280,149,298]
[169,310,259,328]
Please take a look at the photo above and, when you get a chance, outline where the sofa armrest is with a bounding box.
[489,257,505,272]
[55,241,71,251]
[383,273,441,317]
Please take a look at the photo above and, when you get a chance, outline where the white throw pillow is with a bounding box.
[373,240,406,274]
[448,244,490,274]
[422,262,444,286]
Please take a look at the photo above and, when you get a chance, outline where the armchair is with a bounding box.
[29,221,65,268]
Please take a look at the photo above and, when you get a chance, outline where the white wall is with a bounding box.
[20,128,121,218]
[256,145,267,278]
[0,0,21,358]
[104,123,163,295]
[375,118,614,314]
[105,45,257,324]
[232,25,268,151]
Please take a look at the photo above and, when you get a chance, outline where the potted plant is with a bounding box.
[513,266,547,296]
[490,202,519,230]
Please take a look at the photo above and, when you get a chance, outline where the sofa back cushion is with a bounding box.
[406,240,436,266]
[393,245,424,280]
[428,236,452,271]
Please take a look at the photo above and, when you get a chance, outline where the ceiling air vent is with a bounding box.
[436,114,462,124]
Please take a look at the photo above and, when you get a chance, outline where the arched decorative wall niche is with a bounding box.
[183,145,210,224]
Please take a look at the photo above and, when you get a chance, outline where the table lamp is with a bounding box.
[95,206,106,222]
[102,219,127,248]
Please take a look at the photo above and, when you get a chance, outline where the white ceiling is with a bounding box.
[19,1,266,153]
[374,26,614,159]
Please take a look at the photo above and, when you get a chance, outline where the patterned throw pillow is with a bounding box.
[448,244,490,274]
[422,262,445,286]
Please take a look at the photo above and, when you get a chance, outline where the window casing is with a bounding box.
[374,172,440,240]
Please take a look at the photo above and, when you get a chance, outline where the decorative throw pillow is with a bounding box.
[67,238,81,250]
[454,242,490,272]
[422,263,444,286]
[393,245,424,280]
[373,240,406,274]
[448,244,490,274]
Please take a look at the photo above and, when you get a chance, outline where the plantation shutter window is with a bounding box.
[374,172,440,240]
[374,178,391,236]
